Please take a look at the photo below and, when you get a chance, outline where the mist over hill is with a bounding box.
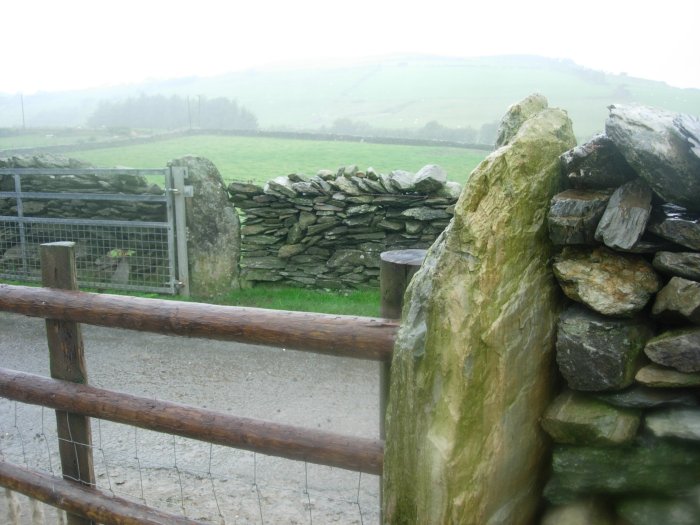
[2,55,699,141]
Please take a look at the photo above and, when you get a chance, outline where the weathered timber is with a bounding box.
[0,368,384,475]
[0,284,397,361]
[0,460,204,525]
[40,242,95,525]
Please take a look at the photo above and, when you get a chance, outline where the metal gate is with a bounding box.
[0,167,189,295]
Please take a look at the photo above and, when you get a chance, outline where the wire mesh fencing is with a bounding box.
[0,399,380,525]
[0,168,181,294]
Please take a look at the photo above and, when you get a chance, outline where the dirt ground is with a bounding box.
[0,311,381,524]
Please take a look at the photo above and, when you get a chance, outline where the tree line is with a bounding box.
[321,118,499,145]
[87,94,258,131]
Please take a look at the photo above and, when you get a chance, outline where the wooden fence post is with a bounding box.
[378,249,427,515]
[41,242,96,525]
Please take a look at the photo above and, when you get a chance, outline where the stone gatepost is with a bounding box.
[168,156,241,296]
[383,95,576,524]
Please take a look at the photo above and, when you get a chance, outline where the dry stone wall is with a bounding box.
[228,165,461,288]
[542,105,700,524]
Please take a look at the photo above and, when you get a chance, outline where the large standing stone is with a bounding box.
[645,408,700,441]
[553,247,661,317]
[494,93,548,147]
[559,133,637,189]
[384,98,576,524]
[652,277,700,325]
[606,105,700,211]
[594,179,653,250]
[644,328,700,373]
[169,156,241,296]
[647,204,700,250]
[556,304,654,391]
[548,189,612,245]
[541,389,640,445]
[653,251,700,281]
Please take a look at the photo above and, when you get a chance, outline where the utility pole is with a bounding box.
[20,93,26,129]
[187,96,192,130]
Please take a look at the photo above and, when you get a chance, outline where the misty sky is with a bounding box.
[4,0,699,94]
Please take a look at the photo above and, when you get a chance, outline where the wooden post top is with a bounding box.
[380,249,428,267]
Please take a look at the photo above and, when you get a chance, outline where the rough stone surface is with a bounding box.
[645,408,700,441]
[548,189,612,245]
[635,365,700,388]
[556,304,653,391]
[647,204,700,250]
[559,133,637,189]
[594,179,653,250]
[169,156,241,295]
[653,251,700,281]
[494,93,548,148]
[616,497,700,525]
[592,385,698,409]
[541,389,640,445]
[541,499,616,525]
[553,247,661,317]
[544,439,700,504]
[652,277,700,325]
[413,164,447,194]
[644,328,700,373]
[606,105,700,211]
[384,99,575,524]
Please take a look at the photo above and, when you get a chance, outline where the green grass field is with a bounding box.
[70,134,488,185]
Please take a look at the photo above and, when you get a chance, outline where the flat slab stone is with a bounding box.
[542,499,615,525]
[556,304,653,391]
[636,365,700,388]
[606,105,700,211]
[553,246,661,317]
[617,497,700,525]
[647,204,700,250]
[592,385,698,409]
[594,179,652,250]
[645,408,700,441]
[652,277,700,325]
[653,251,700,281]
[560,133,637,189]
[541,389,640,445]
[644,327,700,373]
[548,189,612,245]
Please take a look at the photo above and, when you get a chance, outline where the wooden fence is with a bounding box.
[0,242,421,524]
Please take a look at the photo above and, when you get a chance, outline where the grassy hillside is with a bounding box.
[3,55,699,141]
[71,135,487,185]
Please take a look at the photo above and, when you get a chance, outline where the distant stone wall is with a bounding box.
[227,164,461,288]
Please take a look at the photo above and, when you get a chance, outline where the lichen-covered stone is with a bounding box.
[169,156,241,296]
[644,328,700,373]
[652,277,700,325]
[616,497,700,525]
[541,499,616,525]
[636,365,700,388]
[548,189,612,245]
[494,93,548,148]
[647,204,700,250]
[559,133,637,189]
[653,252,700,281]
[556,304,653,391]
[384,97,575,524]
[606,105,700,211]
[553,246,661,317]
[541,390,640,445]
[645,408,700,441]
[594,179,653,250]
[544,439,700,504]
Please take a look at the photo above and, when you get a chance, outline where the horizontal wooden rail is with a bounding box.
[0,368,384,475]
[0,284,397,361]
[0,460,203,525]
